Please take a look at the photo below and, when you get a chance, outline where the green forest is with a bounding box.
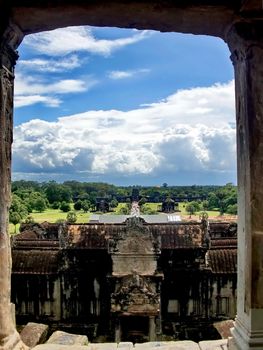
[9,180,237,233]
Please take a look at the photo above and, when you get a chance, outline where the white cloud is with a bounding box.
[13,81,236,182]
[15,73,91,95]
[18,54,81,73]
[108,69,150,80]
[23,26,151,56]
[15,95,61,108]
[14,73,97,108]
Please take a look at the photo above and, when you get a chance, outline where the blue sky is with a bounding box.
[13,26,236,185]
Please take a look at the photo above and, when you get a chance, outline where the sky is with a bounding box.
[13,26,236,186]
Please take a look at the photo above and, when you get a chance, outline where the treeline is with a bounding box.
[9,180,237,228]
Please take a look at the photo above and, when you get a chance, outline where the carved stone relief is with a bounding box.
[109,217,160,276]
[111,272,160,315]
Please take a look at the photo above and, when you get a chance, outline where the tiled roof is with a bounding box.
[12,250,60,274]
[13,222,237,251]
[63,223,205,249]
[210,238,237,249]
[149,223,204,248]
[209,222,237,238]
[206,249,237,274]
[14,222,206,250]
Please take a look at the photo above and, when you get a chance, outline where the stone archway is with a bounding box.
[0,2,263,349]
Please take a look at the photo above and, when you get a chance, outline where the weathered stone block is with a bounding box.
[20,322,49,348]
[32,345,89,350]
[134,342,170,348]
[169,341,200,349]
[47,331,88,345]
[134,345,169,350]
[88,343,118,350]
[118,342,133,349]
[134,341,199,349]
[213,320,234,339]
[199,339,228,350]
[227,337,238,350]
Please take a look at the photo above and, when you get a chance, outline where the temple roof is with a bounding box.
[206,249,237,274]
[12,250,60,275]
[89,214,180,224]
[14,221,236,250]
[12,221,237,275]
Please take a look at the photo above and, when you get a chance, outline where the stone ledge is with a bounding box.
[134,341,199,349]
[199,339,228,350]
[30,329,232,350]
[32,346,89,350]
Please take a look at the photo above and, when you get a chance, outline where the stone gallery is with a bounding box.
[11,218,237,343]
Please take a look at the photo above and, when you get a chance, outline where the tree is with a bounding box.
[52,201,61,209]
[110,199,118,209]
[34,197,47,212]
[185,201,200,217]
[44,182,72,204]
[9,195,28,233]
[9,194,28,222]
[118,205,130,215]
[82,200,91,213]
[140,204,157,214]
[207,193,218,210]
[202,200,209,211]
[74,200,83,211]
[226,204,238,215]
[185,203,195,217]
[9,212,21,233]
[27,191,48,212]
[66,211,77,223]
[138,197,147,206]
[89,197,96,211]
[60,201,71,212]
[191,201,201,212]
[24,215,35,224]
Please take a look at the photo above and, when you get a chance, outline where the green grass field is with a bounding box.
[9,208,90,234]
[8,202,228,234]
[178,202,220,217]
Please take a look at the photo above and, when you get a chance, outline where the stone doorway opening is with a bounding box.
[120,316,149,343]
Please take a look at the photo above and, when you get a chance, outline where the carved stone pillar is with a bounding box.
[115,318,121,343]
[149,316,156,341]
[226,22,263,350]
[0,23,27,350]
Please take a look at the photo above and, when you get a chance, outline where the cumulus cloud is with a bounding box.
[108,69,150,80]
[23,26,151,56]
[14,72,97,108]
[13,81,236,183]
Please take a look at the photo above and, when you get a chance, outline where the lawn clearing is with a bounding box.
[9,208,90,234]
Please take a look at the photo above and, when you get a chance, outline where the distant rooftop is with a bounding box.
[89,214,182,224]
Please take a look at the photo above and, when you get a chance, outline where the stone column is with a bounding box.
[115,318,121,343]
[226,22,263,350]
[0,24,27,350]
[149,316,156,341]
